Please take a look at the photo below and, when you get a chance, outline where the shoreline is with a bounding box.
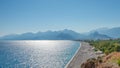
[65,42,81,68]
[66,42,99,68]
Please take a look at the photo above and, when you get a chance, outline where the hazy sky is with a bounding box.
[0,0,120,36]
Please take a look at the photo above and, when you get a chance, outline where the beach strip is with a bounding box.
[66,42,98,68]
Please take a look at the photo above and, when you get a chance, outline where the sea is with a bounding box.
[0,40,80,68]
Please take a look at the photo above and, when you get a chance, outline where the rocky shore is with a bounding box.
[66,42,100,68]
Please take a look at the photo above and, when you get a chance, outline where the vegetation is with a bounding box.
[81,39,120,68]
[117,59,120,66]
[88,39,120,54]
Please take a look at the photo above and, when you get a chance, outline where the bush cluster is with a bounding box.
[89,39,120,54]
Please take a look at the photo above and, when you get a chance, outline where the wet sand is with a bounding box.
[66,42,99,68]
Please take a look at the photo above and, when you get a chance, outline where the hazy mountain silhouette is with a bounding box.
[90,27,120,38]
[86,31,111,40]
[0,29,111,40]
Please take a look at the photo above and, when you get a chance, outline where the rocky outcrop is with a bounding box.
[81,57,102,68]
[81,52,120,68]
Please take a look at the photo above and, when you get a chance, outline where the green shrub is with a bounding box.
[104,50,109,55]
[94,49,98,51]
[117,59,120,66]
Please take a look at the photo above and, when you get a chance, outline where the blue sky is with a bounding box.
[0,0,120,36]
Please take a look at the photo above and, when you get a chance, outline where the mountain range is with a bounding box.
[0,27,120,40]
[90,27,120,38]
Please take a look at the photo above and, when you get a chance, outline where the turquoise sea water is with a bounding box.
[0,40,80,68]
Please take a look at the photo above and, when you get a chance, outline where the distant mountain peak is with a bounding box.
[61,29,75,33]
[90,31,99,35]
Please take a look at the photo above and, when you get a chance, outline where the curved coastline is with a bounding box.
[66,42,99,68]
[65,42,81,68]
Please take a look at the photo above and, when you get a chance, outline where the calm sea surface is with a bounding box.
[0,40,80,68]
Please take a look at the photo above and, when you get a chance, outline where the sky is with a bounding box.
[0,0,120,36]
